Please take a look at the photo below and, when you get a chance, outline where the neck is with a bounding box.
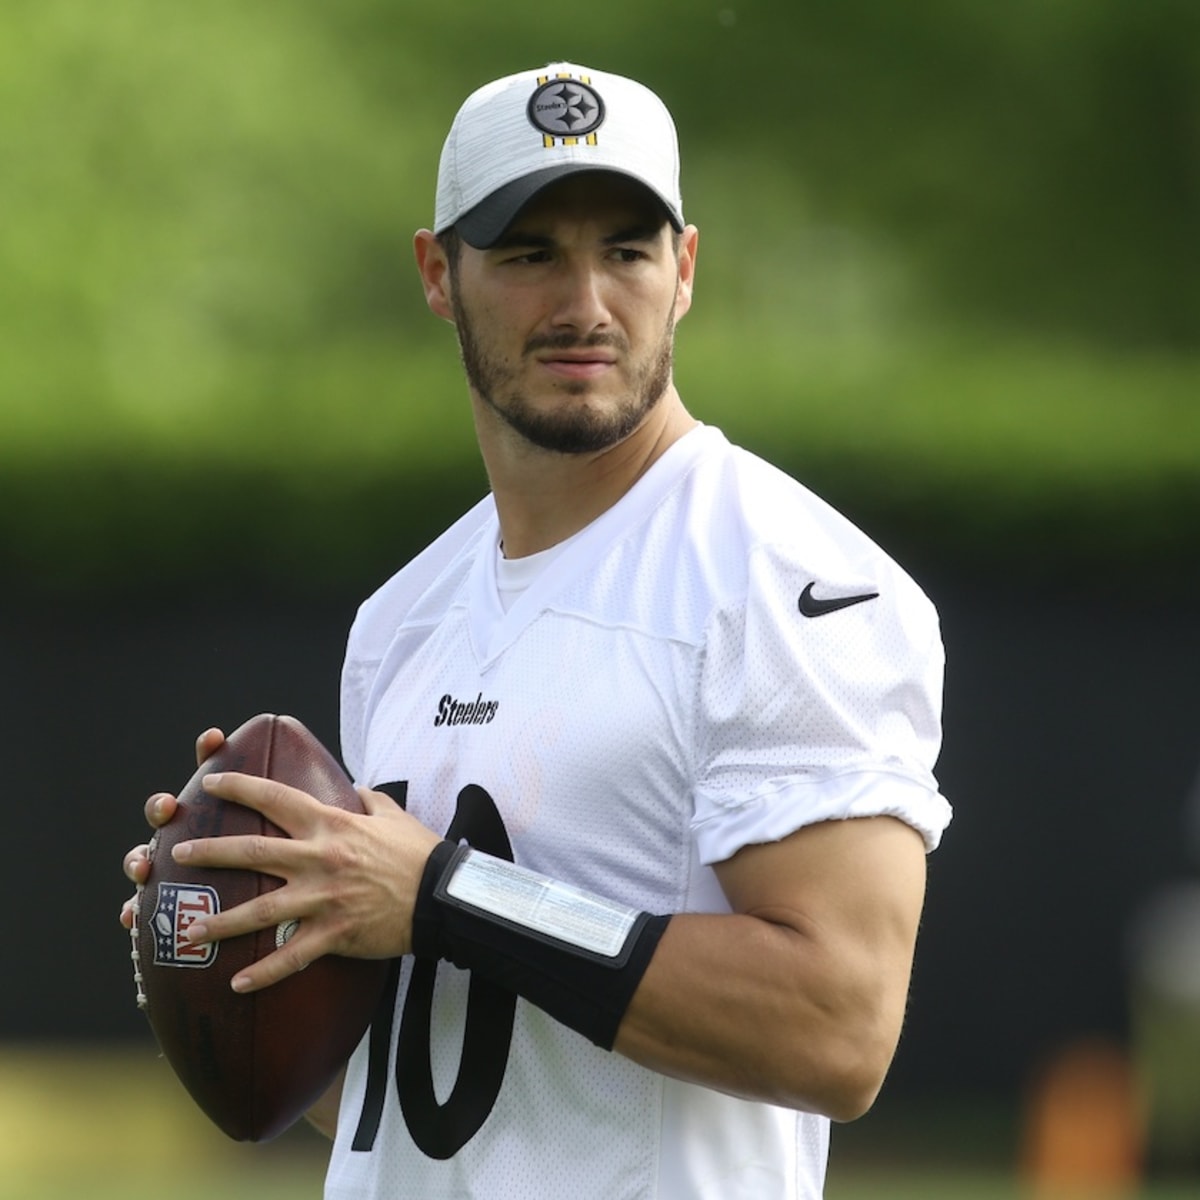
[475,387,697,559]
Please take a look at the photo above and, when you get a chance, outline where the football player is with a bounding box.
[122,62,952,1199]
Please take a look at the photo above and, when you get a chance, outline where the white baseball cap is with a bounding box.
[434,62,684,248]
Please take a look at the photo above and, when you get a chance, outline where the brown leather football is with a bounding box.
[132,713,390,1141]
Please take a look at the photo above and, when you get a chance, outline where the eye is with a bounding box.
[611,247,649,264]
[504,249,552,265]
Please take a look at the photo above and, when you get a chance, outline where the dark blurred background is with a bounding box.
[3,0,1198,1191]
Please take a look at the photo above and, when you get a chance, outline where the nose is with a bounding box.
[548,260,612,334]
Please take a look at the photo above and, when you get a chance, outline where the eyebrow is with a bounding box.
[601,224,666,246]
[488,223,666,253]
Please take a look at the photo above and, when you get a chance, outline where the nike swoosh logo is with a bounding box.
[798,582,880,618]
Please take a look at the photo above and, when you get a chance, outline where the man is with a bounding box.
[122,62,951,1198]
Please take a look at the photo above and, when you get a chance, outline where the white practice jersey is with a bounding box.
[327,424,952,1200]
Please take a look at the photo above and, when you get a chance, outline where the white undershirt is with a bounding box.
[495,534,579,613]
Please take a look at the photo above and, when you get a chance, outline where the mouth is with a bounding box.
[535,351,617,381]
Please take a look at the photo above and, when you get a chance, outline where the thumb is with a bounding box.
[357,785,404,816]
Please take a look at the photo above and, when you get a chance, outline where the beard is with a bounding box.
[451,295,677,455]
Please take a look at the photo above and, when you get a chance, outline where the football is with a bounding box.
[132,713,391,1141]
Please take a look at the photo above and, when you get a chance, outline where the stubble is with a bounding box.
[450,295,677,456]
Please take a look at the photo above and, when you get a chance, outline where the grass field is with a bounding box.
[2,1044,1195,1199]
[9,1171,1200,1200]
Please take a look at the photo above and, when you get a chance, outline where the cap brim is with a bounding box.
[453,165,683,249]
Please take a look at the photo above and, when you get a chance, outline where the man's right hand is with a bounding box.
[118,727,226,930]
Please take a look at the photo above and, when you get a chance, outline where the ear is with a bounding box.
[673,225,699,322]
[413,229,456,323]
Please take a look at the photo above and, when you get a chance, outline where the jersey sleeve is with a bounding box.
[690,541,952,865]
[338,496,498,785]
[339,631,374,786]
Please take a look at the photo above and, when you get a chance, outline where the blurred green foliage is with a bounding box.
[2,0,1197,593]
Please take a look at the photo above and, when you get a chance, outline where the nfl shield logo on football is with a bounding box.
[151,882,220,968]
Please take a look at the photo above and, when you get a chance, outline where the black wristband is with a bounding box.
[411,841,670,1050]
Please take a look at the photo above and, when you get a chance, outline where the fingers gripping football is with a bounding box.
[130,715,396,1142]
[118,729,223,930]
[173,771,442,992]
[119,794,180,930]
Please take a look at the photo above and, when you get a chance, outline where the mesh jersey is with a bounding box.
[327,424,951,1200]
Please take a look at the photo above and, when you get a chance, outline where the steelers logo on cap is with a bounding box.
[527,78,606,139]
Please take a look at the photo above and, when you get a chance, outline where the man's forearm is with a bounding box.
[305,1069,346,1140]
[612,911,903,1121]
[614,818,928,1121]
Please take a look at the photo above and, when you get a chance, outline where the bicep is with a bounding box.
[715,815,928,994]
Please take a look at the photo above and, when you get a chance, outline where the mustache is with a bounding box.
[523,331,628,356]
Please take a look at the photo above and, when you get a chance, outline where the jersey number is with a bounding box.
[350,782,515,1159]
